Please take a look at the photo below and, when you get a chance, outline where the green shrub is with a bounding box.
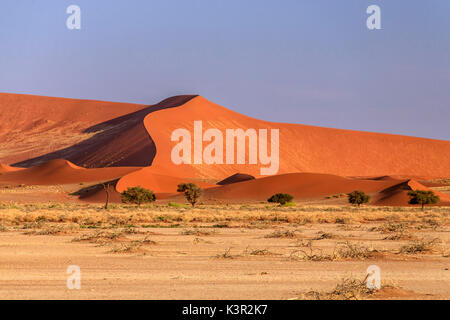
[268,193,294,205]
[408,190,439,211]
[177,183,202,207]
[347,191,370,207]
[120,186,155,206]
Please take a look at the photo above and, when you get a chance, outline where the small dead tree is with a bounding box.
[102,183,110,210]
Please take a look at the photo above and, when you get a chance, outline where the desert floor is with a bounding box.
[0,198,448,300]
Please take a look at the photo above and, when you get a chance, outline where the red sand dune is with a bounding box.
[0,93,449,206]
[0,93,197,168]
[374,179,450,206]
[2,93,449,179]
[0,159,140,185]
[0,93,147,166]
[198,172,403,202]
[145,96,450,179]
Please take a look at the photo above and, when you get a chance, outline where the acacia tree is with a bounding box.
[268,193,294,205]
[120,186,156,206]
[347,190,370,207]
[407,190,439,211]
[177,183,202,207]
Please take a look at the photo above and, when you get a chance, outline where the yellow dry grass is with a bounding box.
[0,203,448,229]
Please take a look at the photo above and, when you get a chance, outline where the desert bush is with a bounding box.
[264,230,298,238]
[399,238,441,254]
[120,186,155,206]
[268,193,294,205]
[347,191,370,207]
[304,277,379,300]
[290,241,378,262]
[215,247,235,259]
[180,228,216,236]
[177,183,202,207]
[407,190,440,211]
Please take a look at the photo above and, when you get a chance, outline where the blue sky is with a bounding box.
[0,0,449,140]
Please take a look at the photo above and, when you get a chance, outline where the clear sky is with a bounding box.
[0,0,449,140]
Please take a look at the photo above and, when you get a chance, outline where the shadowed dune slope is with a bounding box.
[0,93,197,168]
[144,96,450,179]
[0,93,146,166]
[374,179,450,206]
[217,173,255,185]
[0,159,140,185]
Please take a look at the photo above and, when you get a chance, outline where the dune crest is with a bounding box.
[217,173,256,185]
[374,179,450,206]
[144,96,450,179]
[2,93,449,178]
[0,159,140,185]
[0,163,23,173]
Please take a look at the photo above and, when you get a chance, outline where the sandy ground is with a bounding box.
[0,222,448,300]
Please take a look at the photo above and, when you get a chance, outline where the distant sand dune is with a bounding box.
[200,172,402,202]
[1,93,449,206]
[374,179,450,206]
[0,159,139,185]
[144,96,450,179]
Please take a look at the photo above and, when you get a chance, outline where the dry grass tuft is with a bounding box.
[0,203,448,228]
[215,247,236,259]
[383,231,416,241]
[193,237,213,244]
[313,231,336,240]
[290,241,380,261]
[138,236,158,245]
[243,246,278,256]
[264,230,298,239]
[107,236,157,254]
[292,239,314,248]
[290,248,333,261]
[302,277,380,300]
[181,228,216,236]
[21,221,45,230]
[370,222,408,233]
[334,242,379,260]
[399,238,442,255]
[23,224,75,236]
[71,230,126,243]
[108,242,145,254]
